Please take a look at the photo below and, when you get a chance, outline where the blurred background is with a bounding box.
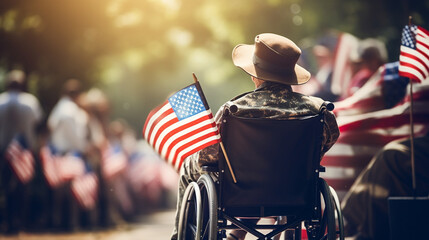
[0,0,427,129]
[0,0,428,238]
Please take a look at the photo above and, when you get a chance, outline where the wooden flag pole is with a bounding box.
[219,141,237,183]
[192,73,238,183]
[407,16,417,196]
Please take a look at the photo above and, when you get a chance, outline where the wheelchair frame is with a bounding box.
[178,104,344,240]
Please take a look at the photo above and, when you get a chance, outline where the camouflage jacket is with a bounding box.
[193,81,340,167]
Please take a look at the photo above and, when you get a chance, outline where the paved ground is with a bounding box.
[0,209,176,240]
[0,209,355,240]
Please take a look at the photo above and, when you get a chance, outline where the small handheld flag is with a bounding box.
[142,79,221,172]
[40,145,63,188]
[399,24,429,82]
[71,164,99,210]
[101,142,128,180]
[398,18,429,196]
[5,135,35,184]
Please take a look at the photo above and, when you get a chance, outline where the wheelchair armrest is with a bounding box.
[202,165,218,172]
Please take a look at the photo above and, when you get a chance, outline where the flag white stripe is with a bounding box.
[418,28,429,41]
[400,47,429,76]
[417,38,429,55]
[149,109,214,152]
[7,143,34,183]
[143,103,171,139]
[399,65,425,80]
[7,145,20,159]
[417,32,429,52]
[401,46,429,70]
[325,143,380,157]
[320,166,358,179]
[167,127,220,164]
[158,112,216,156]
[174,134,221,170]
[337,99,429,125]
[19,153,32,181]
[149,111,176,145]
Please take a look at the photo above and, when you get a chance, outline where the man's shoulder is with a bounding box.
[18,92,41,106]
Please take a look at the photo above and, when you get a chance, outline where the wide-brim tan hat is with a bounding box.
[232,33,311,85]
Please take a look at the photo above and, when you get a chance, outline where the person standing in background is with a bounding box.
[0,70,43,233]
[346,38,387,97]
[47,78,89,231]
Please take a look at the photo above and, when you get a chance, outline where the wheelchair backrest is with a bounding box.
[218,111,324,217]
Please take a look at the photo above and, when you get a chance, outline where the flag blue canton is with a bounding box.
[13,134,29,149]
[401,25,417,49]
[383,61,399,81]
[168,85,206,121]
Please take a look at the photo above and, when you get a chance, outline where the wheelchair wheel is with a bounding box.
[329,186,344,240]
[178,182,202,240]
[305,179,336,240]
[178,174,218,240]
[197,174,218,240]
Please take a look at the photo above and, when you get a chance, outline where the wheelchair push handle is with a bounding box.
[319,101,334,113]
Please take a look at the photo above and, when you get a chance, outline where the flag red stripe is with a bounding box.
[322,155,374,168]
[145,107,175,143]
[150,117,178,151]
[156,114,214,155]
[419,26,429,36]
[417,41,429,61]
[142,83,221,171]
[334,95,384,113]
[72,174,98,209]
[154,114,213,152]
[171,132,220,166]
[335,131,408,145]
[168,127,219,164]
[416,46,429,73]
[176,139,221,170]
[142,102,167,136]
[398,71,422,83]
[400,53,428,78]
[402,89,429,103]
[339,114,429,132]
[18,153,32,181]
[6,143,34,183]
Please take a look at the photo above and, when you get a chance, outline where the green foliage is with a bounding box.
[0,0,427,133]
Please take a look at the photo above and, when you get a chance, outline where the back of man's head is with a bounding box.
[5,69,26,91]
[62,78,82,99]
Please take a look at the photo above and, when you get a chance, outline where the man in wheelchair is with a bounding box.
[171,33,340,240]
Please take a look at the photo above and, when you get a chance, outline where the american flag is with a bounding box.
[321,63,429,200]
[5,135,35,184]
[334,62,405,116]
[331,32,360,97]
[56,152,86,182]
[399,24,429,82]
[40,145,63,188]
[142,82,221,171]
[40,145,86,188]
[101,142,128,180]
[71,165,99,210]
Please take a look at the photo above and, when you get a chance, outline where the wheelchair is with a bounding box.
[177,102,344,240]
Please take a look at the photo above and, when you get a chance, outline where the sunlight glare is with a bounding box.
[115,10,143,28]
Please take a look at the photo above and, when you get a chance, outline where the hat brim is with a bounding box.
[232,44,311,85]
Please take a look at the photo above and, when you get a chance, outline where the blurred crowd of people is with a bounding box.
[0,29,428,240]
[295,31,429,240]
[295,32,389,103]
[0,71,178,234]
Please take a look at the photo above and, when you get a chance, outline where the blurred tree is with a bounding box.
[0,0,427,132]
